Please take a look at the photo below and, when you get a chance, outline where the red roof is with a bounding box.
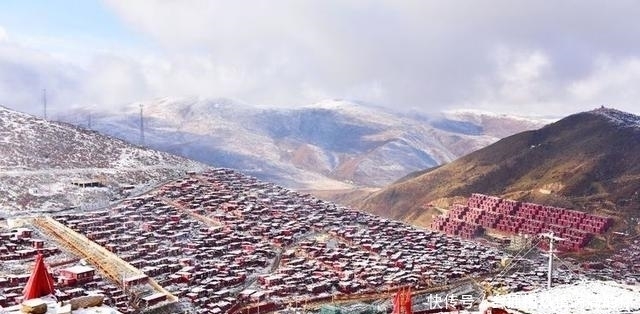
[23,254,55,300]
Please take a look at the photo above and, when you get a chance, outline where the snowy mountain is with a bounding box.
[56,97,549,189]
[439,109,558,138]
[591,106,640,129]
[0,106,205,215]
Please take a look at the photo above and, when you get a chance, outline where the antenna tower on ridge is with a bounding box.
[139,104,145,146]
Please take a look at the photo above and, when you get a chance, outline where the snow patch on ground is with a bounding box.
[481,280,640,314]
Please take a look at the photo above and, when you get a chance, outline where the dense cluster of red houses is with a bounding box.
[8,169,628,313]
[0,226,137,312]
[431,193,613,251]
[41,169,510,313]
[0,228,58,261]
[55,198,271,313]
[585,238,640,285]
[479,254,583,293]
[609,239,640,284]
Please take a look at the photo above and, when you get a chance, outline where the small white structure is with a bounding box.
[479,280,640,314]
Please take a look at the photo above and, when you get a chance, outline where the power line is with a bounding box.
[553,254,586,282]
[471,237,543,306]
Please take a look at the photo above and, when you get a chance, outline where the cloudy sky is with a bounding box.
[1,0,640,116]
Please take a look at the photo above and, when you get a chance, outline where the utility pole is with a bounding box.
[139,104,145,146]
[541,232,564,289]
[42,89,47,120]
[87,113,92,129]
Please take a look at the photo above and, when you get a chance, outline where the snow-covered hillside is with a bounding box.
[0,106,205,214]
[440,109,558,138]
[56,97,549,189]
[592,106,640,129]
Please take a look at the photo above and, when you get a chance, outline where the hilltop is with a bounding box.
[356,107,640,228]
[0,106,205,215]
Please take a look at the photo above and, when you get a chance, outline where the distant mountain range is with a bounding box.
[0,106,204,214]
[356,107,640,228]
[55,97,550,189]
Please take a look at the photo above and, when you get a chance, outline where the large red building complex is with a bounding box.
[431,193,612,251]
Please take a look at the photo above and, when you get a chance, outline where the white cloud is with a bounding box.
[0,25,7,42]
[99,0,640,114]
[2,1,640,116]
[568,57,640,112]
[496,49,552,103]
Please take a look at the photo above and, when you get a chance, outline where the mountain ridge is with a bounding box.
[355,107,640,227]
[54,97,549,190]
